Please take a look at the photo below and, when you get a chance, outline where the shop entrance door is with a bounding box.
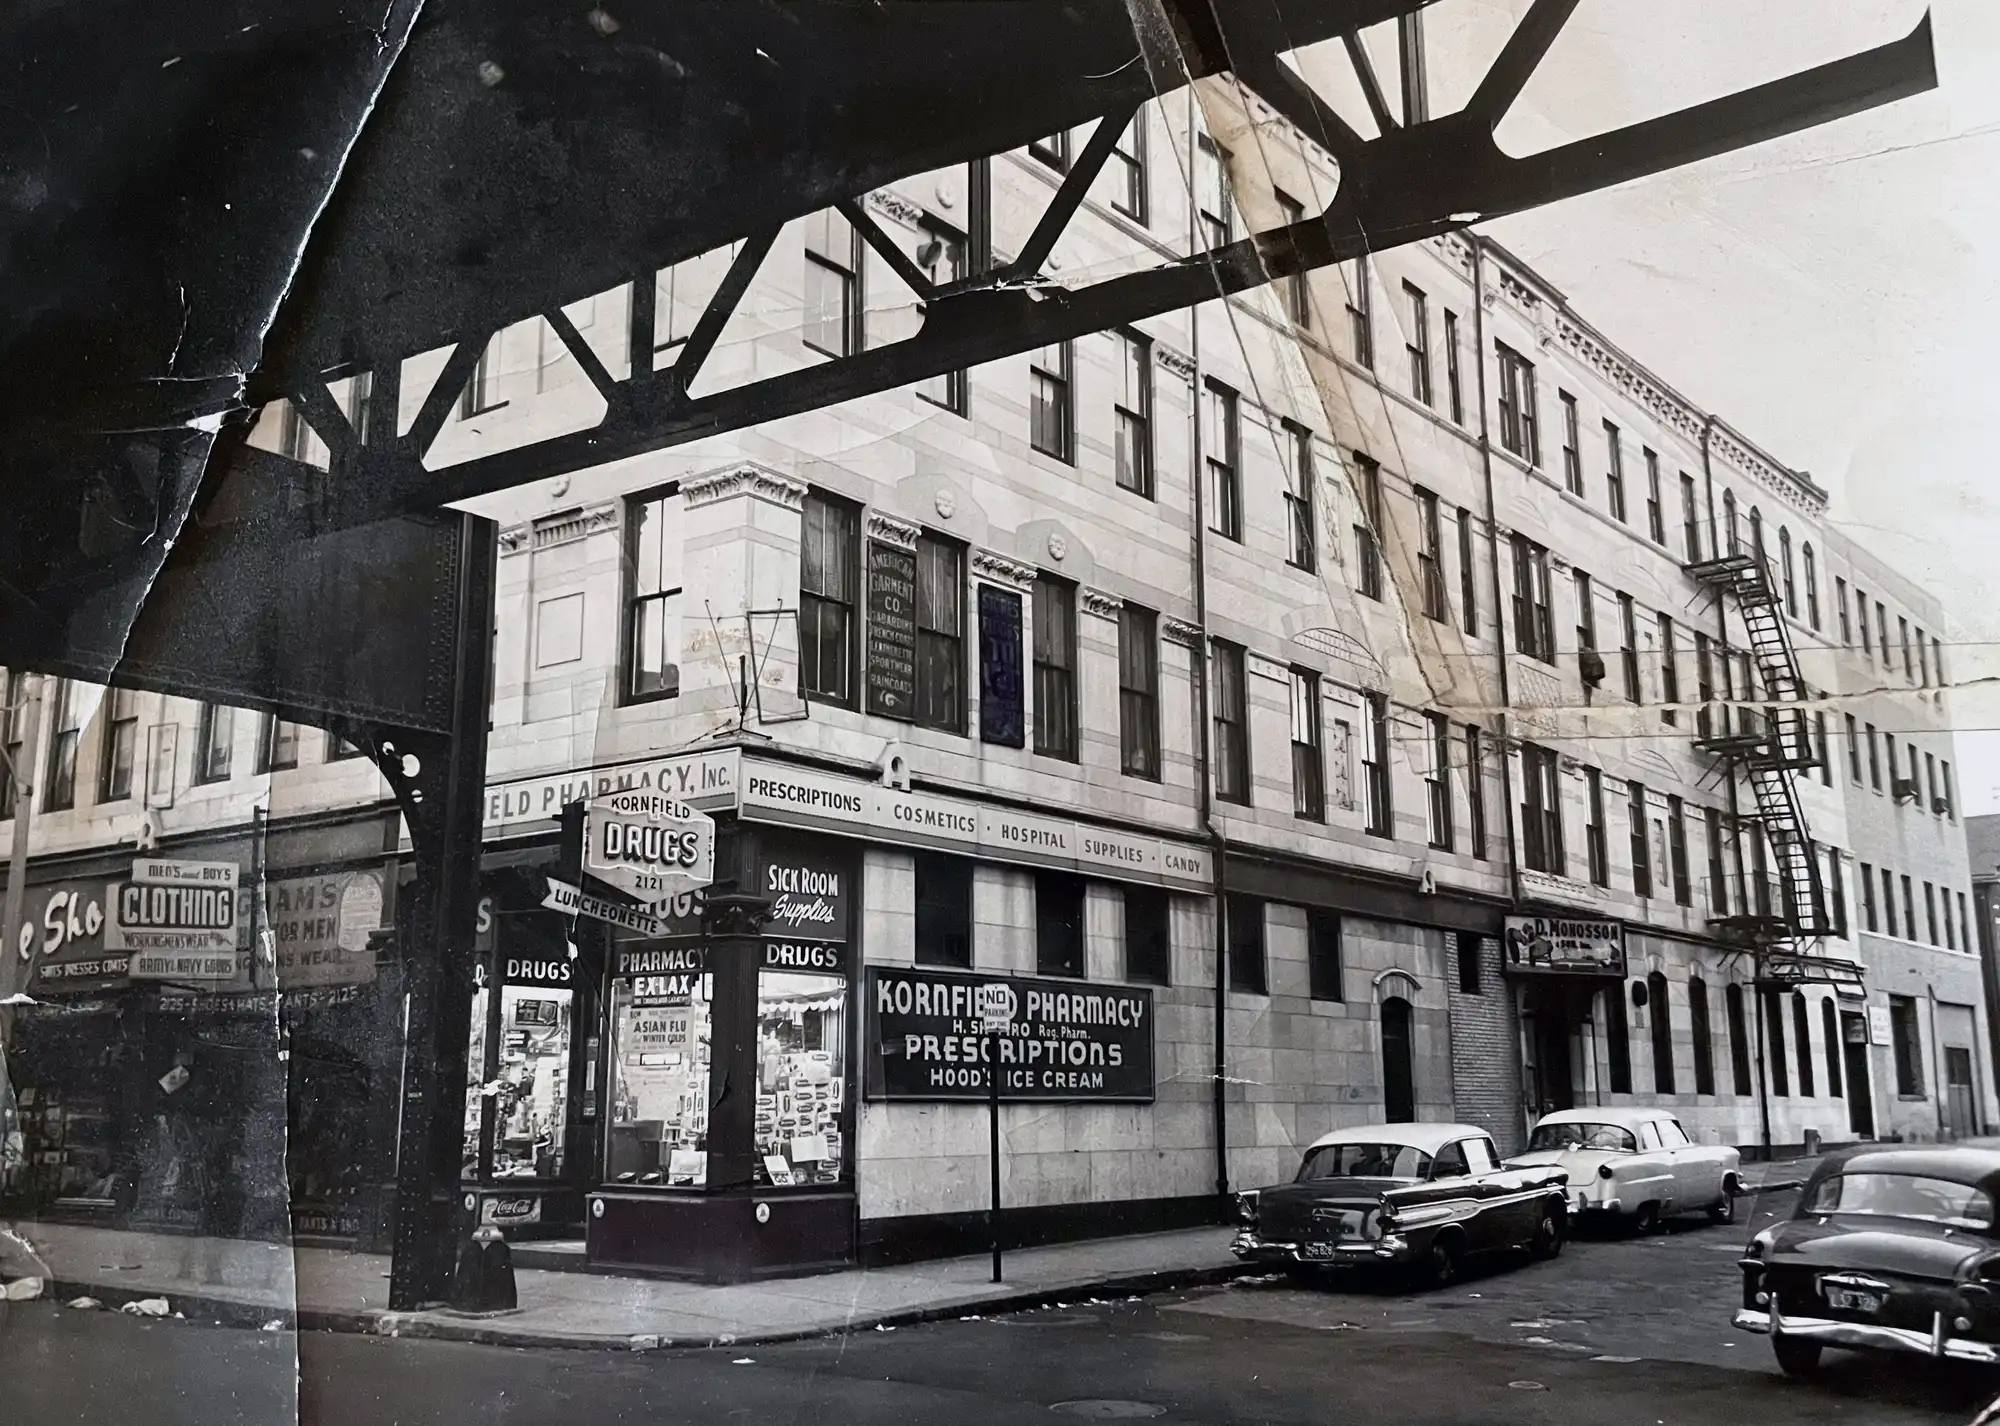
[1520,985,1576,1116]
[1381,998,1415,1124]
[1945,1047,1977,1139]
[1842,1013,1874,1138]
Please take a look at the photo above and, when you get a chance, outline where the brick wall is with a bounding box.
[1446,936,1525,1155]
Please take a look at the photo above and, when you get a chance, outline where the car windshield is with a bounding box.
[1528,1122,1638,1153]
[1804,1173,1996,1231]
[1297,1143,1433,1182]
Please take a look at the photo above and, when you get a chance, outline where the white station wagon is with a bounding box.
[1506,1107,1742,1232]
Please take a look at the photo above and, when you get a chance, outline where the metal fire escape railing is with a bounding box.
[1686,547,1858,988]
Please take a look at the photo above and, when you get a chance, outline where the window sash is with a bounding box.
[1404,283,1431,404]
[1032,578,1078,760]
[1119,607,1160,778]
[1212,642,1249,803]
[1362,695,1391,836]
[1466,725,1488,859]
[914,537,965,731]
[1111,112,1147,220]
[1204,383,1239,539]
[1425,713,1453,851]
[197,703,234,783]
[1284,425,1315,570]
[1416,490,1446,620]
[1292,671,1324,821]
[1113,332,1153,495]
[800,495,859,705]
[1029,342,1073,461]
[1443,311,1465,424]
[1457,510,1478,635]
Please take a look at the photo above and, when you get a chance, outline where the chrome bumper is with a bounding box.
[1733,1306,2000,1364]
[1232,1231,1412,1265]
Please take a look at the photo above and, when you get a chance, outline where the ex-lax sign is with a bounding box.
[583,790,715,903]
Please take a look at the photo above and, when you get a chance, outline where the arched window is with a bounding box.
[1688,976,1715,1095]
[1648,972,1675,1093]
[1381,997,1415,1123]
[1803,542,1820,629]
[1604,983,1632,1094]
[1792,991,1816,1096]
[1780,527,1797,616]
[1723,491,1739,552]
[1724,983,1752,1095]
[1821,996,1844,1098]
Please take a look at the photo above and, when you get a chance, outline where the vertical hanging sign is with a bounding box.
[866,541,917,720]
[978,585,1024,748]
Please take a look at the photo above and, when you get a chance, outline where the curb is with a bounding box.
[43,1260,1258,1351]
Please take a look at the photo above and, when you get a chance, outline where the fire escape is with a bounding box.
[1687,547,1862,991]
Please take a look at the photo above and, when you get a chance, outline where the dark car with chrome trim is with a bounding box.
[1232,1122,1570,1288]
[1735,1146,2000,1375]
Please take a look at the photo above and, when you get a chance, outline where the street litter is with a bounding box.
[4,1276,43,1300]
[262,1320,286,1332]
[120,1297,171,1316]
[66,1296,102,1310]
[733,1358,754,1365]
[874,1323,895,1332]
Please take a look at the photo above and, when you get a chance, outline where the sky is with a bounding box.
[1398,0,2000,808]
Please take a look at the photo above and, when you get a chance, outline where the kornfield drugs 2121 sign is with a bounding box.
[865,967,1154,1103]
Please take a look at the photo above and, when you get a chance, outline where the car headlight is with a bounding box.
[1597,1164,1615,1181]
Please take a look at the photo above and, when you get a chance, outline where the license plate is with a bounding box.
[1301,1242,1340,1261]
[1825,1287,1882,1313]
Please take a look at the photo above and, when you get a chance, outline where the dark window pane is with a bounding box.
[1227,896,1265,995]
[915,853,974,967]
[1036,871,1086,978]
[1124,887,1171,986]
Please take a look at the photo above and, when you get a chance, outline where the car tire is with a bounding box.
[1419,1236,1460,1290]
[1530,1202,1566,1260]
[1708,1191,1737,1226]
[1772,1337,1822,1377]
[1633,1203,1661,1236]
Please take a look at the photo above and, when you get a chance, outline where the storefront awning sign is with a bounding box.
[131,858,240,889]
[263,868,386,989]
[583,790,715,903]
[17,882,123,991]
[1502,916,1626,978]
[110,870,239,972]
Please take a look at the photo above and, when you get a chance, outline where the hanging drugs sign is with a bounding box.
[583,790,715,903]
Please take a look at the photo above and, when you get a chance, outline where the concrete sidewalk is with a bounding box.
[11,1219,1247,1350]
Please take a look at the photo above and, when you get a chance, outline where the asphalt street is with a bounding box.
[5,1188,1997,1426]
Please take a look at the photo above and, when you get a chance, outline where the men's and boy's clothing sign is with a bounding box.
[1502,915,1627,977]
[865,967,1154,1102]
[114,859,240,980]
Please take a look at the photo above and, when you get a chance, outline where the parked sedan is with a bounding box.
[1232,1122,1570,1288]
[1507,1107,1742,1232]
[1735,1146,2000,1375]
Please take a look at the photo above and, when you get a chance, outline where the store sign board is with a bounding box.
[543,876,672,936]
[614,940,849,978]
[583,789,716,900]
[478,1195,543,1227]
[1501,916,1627,977]
[865,540,918,721]
[484,747,739,831]
[978,585,1024,748]
[128,948,239,981]
[132,858,240,889]
[759,836,851,943]
[740,762,1212,892]
[264,869,386,989]
[16,882,124,990]
[865,967,1154,1102]
[1868,1005,1894,1046]
[108,880,238,958]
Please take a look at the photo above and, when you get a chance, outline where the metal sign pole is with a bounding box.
[988,1024,1001,1285]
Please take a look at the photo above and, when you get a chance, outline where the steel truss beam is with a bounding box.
[283,7,1934,531]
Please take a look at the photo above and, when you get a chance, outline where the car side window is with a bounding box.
[1464,1137,1498,1173]
[1432,1141,1471,1179]
[1655,1119,1690,1148]
[1637,1121,1663,1151]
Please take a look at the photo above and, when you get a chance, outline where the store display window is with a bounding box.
[461,983,488,1177]
[491,985,573,1179]
[752,971,847,1188]
[606,969,713,1187]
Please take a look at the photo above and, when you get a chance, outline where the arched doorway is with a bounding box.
[1382,997,1415,1123]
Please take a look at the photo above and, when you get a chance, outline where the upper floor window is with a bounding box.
[1030,128,1071,172]
[1112,330,1153,497]
[1495,343,1539,465]
[195,702,234,785]
[1628,781,1652,897]
[1416,487,1446,621]
[0,671,24,820]
[1443,310,1466,425]
[1520,742,1563,874]
[43,678,80,811]
[1559,392,1582,495]
[1585,767,1609,886]
[1403,282,1431,405]
[1898,616,1913,681]
[914,220,968,414]
[1032,575,1078,761]
[1680,472,1701,561]
[1111,109,1148,222]
[1283,422,1316,572]
[1362,693,1393,838]
[1836,576,1851,643]
[1857,586,1872,653]
[257,713,299,775]
[1603,421,1626,523]
[1618,593,1640,702]
[1658,614,1680,725]
[1195,135,1233,249]
[623,486,685,702]
[914,534,966,733]
[1723,489,1739,553]
[1353,453,1384,600]
[1029,341,1074,462]
[1278,191,1311,327]
[1803,543,1820,629]
[802,209,862,358]
[1458,508,1479,637]
[1780,528,1797,617]
[1119,604,1161,780]
[1212,640,1250,805]
[1346,257,1374,369]
[99,687,141,803]
[1644,449,1665,544]
[1204,380,1240,541]
[799,491,860,707]
[1510,534,1554,663]
[1424,711,1453,852]
[1291,667,1324,822]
